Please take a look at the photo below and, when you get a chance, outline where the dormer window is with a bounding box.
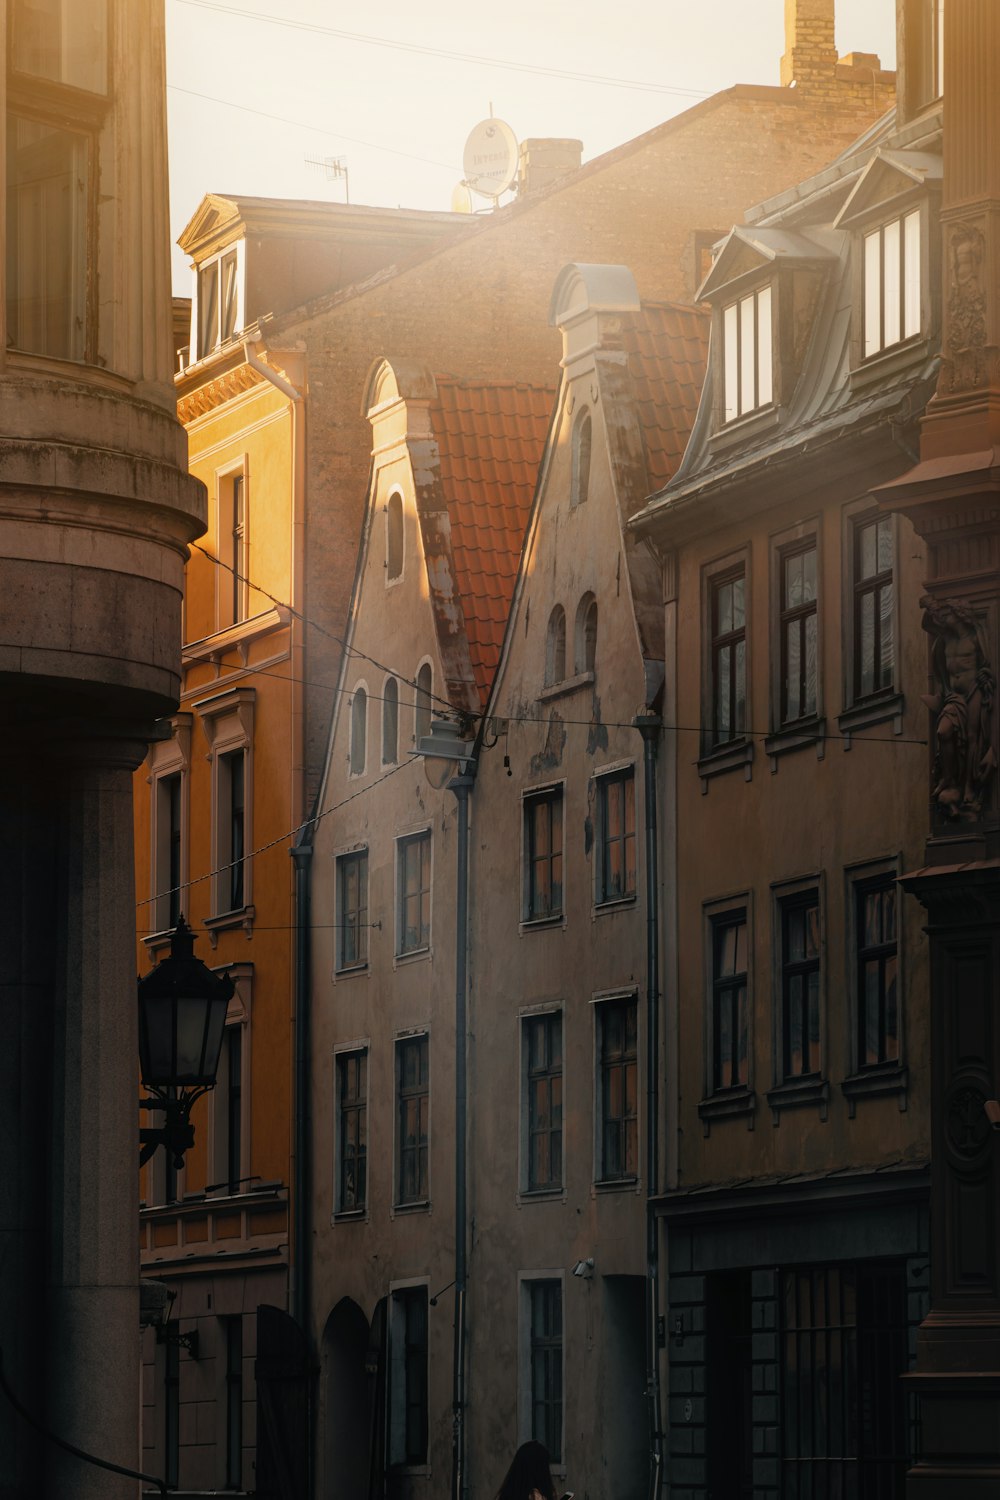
[723,287,772,423]
[194,246,241,360]
[863,211,921,359]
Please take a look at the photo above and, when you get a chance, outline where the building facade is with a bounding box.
[0,2,205,1497]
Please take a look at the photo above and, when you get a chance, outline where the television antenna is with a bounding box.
[304,154,349,202]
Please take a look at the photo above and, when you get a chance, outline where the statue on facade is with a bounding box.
[921,596,996,821]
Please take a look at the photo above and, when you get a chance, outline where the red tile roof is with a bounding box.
[430,379,555,705]
[621,301,709,490]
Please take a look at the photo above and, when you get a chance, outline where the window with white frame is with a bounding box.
[723,285,773,422]
[216,463,249,632]
[388,1284,429,1468]
[397,831,431,956]
[335,1047,368,1214]
[349,686,367,776]
[335,848,368,973]
[194,245,241,360]
[521,1277,563,1464]
[778,889,821,1081]
[523,786,563,923]
[383,677,399,764]
[196,688,254,922]
[596,995,638,1182]
[209,967,250,1197]
[595,767,636,905]
[395,1034,429,1207]
[386,493,404,581]
[522,1010,562,1193]
[147,715,192,938]
[863,210,921,359]
[850,511,894,702]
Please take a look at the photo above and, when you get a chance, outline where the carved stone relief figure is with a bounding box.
[946,221,988,391]
[921,595,996,821]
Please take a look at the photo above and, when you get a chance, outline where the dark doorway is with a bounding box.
[707,1270,754,1500]
[602,1275,647,1500]
[320,1297,371,1500]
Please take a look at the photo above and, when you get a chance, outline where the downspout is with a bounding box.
[290,832,314,1495]
[243,338,303,405]
[449,766,475,1500]
[635,714,664,1500]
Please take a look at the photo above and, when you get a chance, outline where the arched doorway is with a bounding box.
[319,1297,371,1499]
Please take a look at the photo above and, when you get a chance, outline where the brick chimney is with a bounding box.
[781,0,838,88]
[516,138,583,197]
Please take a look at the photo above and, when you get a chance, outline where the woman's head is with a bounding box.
[495,1440,556,1500]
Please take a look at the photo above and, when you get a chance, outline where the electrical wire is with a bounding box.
[172,0,711,101]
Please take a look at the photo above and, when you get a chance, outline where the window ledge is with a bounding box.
[539,670,595,702]
[766,1076,829,1123]
[520,914,565,933]
[849,336,931,393]
[142,928,175,958]
[837,692,904,746]
[392,1199,430,1215]
[204,905,255,945]
[697,739,754,790]
[593,894,638,916]
[842,1064,908,1117]
[765,716,826,770]
[394,945,431,968]
[594,1176,639,1193]
[332,1208,368,1224]
[518,1186,565,1204]
[709,403,780,452]
[698,1086,755,1135]
[183,606,290,666]
[334,962,369,980]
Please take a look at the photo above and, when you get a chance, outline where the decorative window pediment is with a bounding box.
[833,150,941,232]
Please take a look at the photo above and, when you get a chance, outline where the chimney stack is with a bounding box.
[781,0,838,88]
[516,138,583,198]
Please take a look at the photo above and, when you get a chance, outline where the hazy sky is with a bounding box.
[165,0,897,289]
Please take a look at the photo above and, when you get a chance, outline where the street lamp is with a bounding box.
[138,916,234,1168]
[412,714,475,1500]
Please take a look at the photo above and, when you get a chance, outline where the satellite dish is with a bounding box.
[450,181,474,214]
[462,117,518,199]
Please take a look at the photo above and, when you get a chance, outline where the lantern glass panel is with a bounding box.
[175,996,208,1080]
[202,998,229,1085]
[141,996,177,1084]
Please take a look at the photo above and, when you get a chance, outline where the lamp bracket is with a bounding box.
[156,1326,200,1360]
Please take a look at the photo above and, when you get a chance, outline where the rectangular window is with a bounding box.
[336,1049,368,1214]
[197,248,240,358]
[153,771,184,933]
[528,1280,563,1464]
[524,1012,563,1193]
[216,468,248,631]
[723,285,772,422]
[712,912,749,1091]
[857,876,899,1067]
[596,769,636,904]
[6,114,90,361]
[397,831,431,955]
[389,1286,428,1468]
[224,1026,242,1194]
[597,997,638,1182]
[336,850,368,972]
[779,542,818,725]
[710,569,747,746]
[863,210,921,360]
[225,1316,242,1490]
[780,893,821,1079]
[396,1035,429,1206]
[781,1262,910,1496]
[852,514,894,701]
[524,787,563,922]
[220,750,245,912]
[164,1334,180,1490]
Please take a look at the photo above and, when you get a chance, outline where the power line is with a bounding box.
[167,84,459,173]
[173,0,711,101]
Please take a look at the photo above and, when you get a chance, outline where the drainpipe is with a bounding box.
[290,832,314,1493]
[449,768,475,1500]
[243,338,303,404]
[634,714,664,1500]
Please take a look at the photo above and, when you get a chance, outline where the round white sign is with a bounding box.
[462,118,518,198]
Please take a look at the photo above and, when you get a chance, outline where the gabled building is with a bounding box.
[631,79,943,1500]
[307,362,555,1497]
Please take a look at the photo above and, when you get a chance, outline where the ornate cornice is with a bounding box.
[177,362,265,423]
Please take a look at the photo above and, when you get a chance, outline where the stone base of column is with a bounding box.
[905,1371,1000,1496]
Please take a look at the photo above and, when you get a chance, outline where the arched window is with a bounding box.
[414,663,432,745]
[386,493,404,581]
[349,686,367,775]
[546,606,566,686]
[571,409,592,509]
[576,593,598,674]
[382,677,399,764]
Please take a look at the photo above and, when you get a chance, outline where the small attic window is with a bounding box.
[386,494,404,581]
[546,605,567,685]
[723,286,772,423]
[571,409,592,508]
[195,246,241,359]
[863,210,921,359]
[350,686,367,776]
[575,593,597,674]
